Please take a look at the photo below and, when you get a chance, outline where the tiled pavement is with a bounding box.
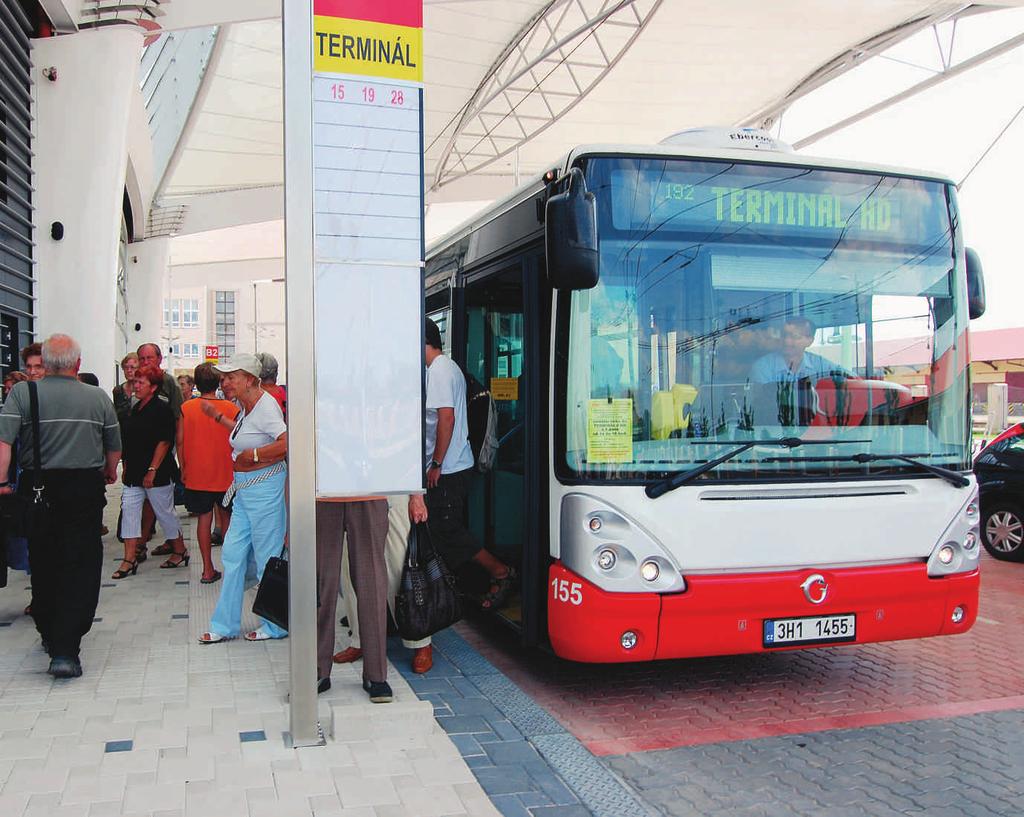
[606,710,1024,816]
[0,497,505,817]
[5,489,1024,817]
[392,630,648,817]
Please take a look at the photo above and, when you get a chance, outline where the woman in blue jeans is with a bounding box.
[197,353,288,643]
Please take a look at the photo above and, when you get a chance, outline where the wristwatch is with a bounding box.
[427,459,441,471]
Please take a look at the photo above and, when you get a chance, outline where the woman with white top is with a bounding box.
[198,353,288,644]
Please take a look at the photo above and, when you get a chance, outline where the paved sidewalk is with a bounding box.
[0,499,500,817]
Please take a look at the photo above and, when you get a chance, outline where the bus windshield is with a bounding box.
[559,156,970,482]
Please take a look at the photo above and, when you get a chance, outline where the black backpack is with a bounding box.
[463,370,498,473]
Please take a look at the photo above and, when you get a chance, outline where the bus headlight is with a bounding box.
[927,490,981,577]
[621,631,638,650]
[562,494,687,593]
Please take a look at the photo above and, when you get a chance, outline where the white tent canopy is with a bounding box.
[141,0,1024,236]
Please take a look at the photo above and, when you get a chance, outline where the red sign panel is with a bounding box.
[313,0,422,27]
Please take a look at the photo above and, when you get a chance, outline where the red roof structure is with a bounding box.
[867,328,1024,368]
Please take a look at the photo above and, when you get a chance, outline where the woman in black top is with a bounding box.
[114,365,188,579]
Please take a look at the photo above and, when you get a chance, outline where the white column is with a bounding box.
[32,28,142,390]
[126,236,170,357]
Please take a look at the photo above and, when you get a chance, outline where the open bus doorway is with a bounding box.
[463,266,527,628]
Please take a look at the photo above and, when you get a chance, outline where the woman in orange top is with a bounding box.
[176,363,240,583]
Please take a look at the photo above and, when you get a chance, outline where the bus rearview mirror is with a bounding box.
[965,247,985,320]
[546,167,599,290]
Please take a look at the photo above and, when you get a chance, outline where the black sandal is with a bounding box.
[481,567,517,610]
[112,559,138,580]
[151,541,175,556]
[160,551,190,569]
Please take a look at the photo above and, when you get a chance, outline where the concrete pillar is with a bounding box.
[126,237,170,357]
[987,383,1008,436]
[32,28,142,390]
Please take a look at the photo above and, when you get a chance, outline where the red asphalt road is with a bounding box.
[456,552,1024,756]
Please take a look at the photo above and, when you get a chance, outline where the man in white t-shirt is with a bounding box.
[424,319,515,610]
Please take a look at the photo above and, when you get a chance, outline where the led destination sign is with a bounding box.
[609,162,949,243]
[660,183,895,232]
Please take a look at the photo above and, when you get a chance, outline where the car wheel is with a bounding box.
[981,503,1024,562]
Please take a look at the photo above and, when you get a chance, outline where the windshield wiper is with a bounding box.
[645,437,865,499]
[848,452,970,488]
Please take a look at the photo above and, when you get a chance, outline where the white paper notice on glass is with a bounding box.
[311,6,425,497]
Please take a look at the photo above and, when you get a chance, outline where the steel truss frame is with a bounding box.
[741,3,1024,149]
[78,0,167,29]
[432,0,663,191]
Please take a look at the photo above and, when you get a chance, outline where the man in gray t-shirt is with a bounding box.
[0,334,121,679]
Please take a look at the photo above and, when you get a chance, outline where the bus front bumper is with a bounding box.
[547,561,979,663]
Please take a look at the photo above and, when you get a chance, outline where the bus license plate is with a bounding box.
[763,614,856,647]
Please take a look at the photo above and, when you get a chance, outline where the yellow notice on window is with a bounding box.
[587,399,633,464]
[490,377,518,401]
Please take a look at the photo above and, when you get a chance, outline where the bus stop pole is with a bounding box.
[282,0,322,748]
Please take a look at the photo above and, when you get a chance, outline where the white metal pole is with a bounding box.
[281,0,321,748]
[252,281,258,354]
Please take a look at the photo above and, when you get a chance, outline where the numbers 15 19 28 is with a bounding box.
[329,84,407,107]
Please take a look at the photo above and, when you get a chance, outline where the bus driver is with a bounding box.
[750,316,853,385]
[750,316,854,425]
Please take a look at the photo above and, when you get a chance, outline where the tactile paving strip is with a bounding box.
[429,628,651,817]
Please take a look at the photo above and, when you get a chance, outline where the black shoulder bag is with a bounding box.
[20,381,48,538]
[395,521,463,641]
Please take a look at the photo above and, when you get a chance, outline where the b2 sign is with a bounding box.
[311,0,425,496]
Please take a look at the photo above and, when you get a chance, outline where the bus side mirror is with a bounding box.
[966,247,986,320]
[546,167,599,290]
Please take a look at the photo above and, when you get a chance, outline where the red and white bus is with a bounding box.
[425,128,985,662]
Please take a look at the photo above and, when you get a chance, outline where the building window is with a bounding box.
[163,298,200,328]
[183,299,200,328]
[215,291,236,357]
[169,343,200,358]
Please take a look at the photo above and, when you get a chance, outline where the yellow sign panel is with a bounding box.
[313,16,423,82]
[587,399,633,464]
[490,377,518,402]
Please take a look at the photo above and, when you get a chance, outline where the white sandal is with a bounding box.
[244,629,274,642]
[198,632,232,644]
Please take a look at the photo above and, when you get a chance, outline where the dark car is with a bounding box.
[974,422,1024,561]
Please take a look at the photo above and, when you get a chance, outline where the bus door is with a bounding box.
[461,261,540,636]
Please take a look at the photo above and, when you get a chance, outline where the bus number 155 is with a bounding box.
[552,578,583,605]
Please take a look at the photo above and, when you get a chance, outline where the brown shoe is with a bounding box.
[332,646,363,664]
[411,645,433,674]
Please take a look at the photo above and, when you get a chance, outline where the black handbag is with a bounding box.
[395,522,463,641]
[17,381,49,539]
[0,515,7,588]
[252,548,289,630]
